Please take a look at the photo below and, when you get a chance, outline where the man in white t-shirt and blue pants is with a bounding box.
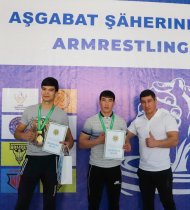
[124,89,178,210]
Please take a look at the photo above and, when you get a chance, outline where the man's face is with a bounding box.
[100,96,115,115]
[41,86,57,103]
[140,95,157,116]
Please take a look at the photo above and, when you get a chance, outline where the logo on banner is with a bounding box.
[14,92,27,106]
[9,116,21,135]
[10,143,27,164]
[54,89,77,113]
[7,173,21,190]
[121,78,190,196]
[2,88,39,112]
[1,168,21,193]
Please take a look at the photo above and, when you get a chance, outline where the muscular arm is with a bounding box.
[123,131,136,152]
[146,131,178,148]
[14,123,36,142]
[79,132,105,149]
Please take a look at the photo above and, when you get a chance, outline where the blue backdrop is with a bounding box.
[1,0,190,209]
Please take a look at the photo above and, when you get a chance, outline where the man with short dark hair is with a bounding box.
[79,90,127,210]
[14,77,74,210]
[124,89,178,210]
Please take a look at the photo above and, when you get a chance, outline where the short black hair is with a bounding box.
[99,90,115,101]
[41,77,59,91]
[140,89,156,100]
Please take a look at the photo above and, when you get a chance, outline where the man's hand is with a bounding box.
[24,129,37,142]
[123,142,131,152]
[145,132,158,148]
[97,133,105,144]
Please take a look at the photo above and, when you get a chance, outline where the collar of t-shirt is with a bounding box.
[100,111,113,118]
[143,109,161,120]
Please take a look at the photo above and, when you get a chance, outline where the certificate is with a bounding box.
[42,122,68,155]
[104,129,126,160]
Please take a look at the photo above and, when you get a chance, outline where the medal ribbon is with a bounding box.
[98,112,115,132]
[37,104,55,132]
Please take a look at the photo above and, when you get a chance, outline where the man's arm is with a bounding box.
[146,131,178,148]
[14,123,36,142]
[123,131,135,152]
[64,128,74,149]
[79,132,105,149]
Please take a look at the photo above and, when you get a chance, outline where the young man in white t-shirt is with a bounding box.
[124,89,178,210]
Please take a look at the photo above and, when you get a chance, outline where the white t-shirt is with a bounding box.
[128,109,178,171]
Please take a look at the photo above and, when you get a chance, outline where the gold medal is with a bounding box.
[37,130,42,135]
[36,134,43,145]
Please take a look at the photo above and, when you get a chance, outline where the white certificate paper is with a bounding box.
[42,122,68,155]
[104,129,126,160]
